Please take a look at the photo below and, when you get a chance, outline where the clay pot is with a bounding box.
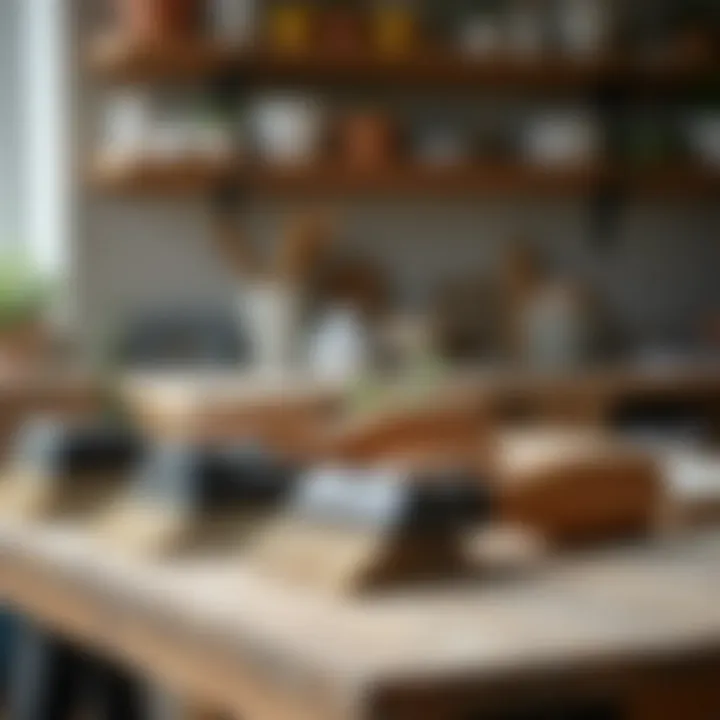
[338,112,399,170]
[120,0,199,43]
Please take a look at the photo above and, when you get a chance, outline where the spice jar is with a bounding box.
[268,2,315,52]
[338,111,399,170]
[119,0,200,43]
[373,0,417,56]
[321,5,368,54]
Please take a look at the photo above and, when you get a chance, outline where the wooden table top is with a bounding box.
[1,518,720,719]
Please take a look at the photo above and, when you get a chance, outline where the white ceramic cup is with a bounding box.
[251,95,325,165]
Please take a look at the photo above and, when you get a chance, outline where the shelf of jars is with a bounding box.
[91,0,720,88]
[90,35,719,89]
[90,1,720,199]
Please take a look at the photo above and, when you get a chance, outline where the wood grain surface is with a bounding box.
[2,521,720,718]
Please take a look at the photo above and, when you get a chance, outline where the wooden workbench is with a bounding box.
[2,520,720,719]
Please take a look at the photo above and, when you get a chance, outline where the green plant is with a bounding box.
[0,253,51,332]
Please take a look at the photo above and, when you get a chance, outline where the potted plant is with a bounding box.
[0,254,52,371]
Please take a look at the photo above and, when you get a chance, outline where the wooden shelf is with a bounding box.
[89,37,719,88]
[246,164,609,197]
[623,165,720,197]
[88,160,720,198]
[89,159,236,195]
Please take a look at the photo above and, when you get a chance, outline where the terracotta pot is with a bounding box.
[120,0,199,43]
[338,112,399,170]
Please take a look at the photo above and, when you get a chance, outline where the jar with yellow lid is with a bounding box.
[268,2,315,52]
[373,0,418,56]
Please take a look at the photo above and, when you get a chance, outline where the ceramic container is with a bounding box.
[239,281,302,375]
[308,307,372,382]
[251,95,325,165]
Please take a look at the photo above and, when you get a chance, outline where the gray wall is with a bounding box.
[79,195,720,353]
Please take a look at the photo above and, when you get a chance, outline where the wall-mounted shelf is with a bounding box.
[90,160,236,195]
[89,160,720,198]
[89,36,719,89]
